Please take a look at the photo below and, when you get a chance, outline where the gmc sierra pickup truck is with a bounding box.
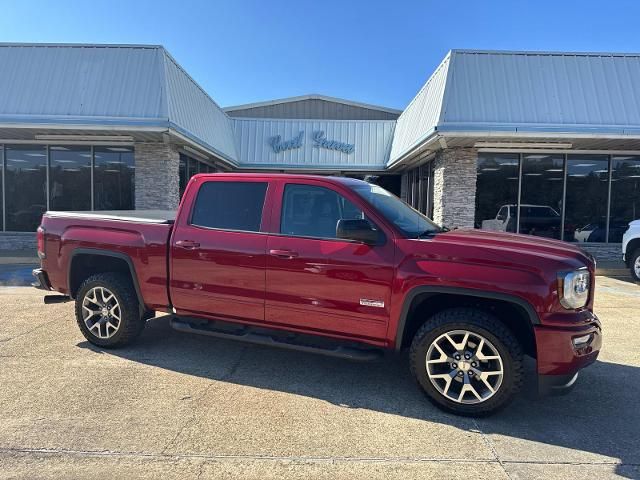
[33,173,602,416]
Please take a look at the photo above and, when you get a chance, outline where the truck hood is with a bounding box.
[418,228,594,271]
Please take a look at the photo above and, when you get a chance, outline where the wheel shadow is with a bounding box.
[78,316,640,478]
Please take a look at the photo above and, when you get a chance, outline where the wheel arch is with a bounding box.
[68,248,145,313]
[395,286,539,356]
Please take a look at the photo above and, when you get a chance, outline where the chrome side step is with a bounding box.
[169,316,384,362]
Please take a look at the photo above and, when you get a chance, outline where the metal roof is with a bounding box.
[224,94,402,115]
[0,43,238,163]
[389,49,640,165]
[232,118,395,170]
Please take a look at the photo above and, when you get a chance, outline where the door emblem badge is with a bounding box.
[360,298,385,308]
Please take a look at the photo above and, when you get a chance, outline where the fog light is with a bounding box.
[572,334,593,348]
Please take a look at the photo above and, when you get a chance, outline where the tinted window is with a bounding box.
[5,145,47,231]
[94,147,135,210]
[191,181,267,232]
[475,153,520,232]
[519,154,563,239]
[281,184,364,239]
[610,156,640,242]
[564,155,609,242]
[50,146,92,211]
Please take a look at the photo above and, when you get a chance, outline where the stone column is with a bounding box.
[432,148,477,229]
[134,143,180,210]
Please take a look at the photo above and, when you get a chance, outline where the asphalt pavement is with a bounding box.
[0,277,638,479]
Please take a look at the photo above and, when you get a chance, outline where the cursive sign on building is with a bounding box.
[312,131,355,154]
[269,131,304,153]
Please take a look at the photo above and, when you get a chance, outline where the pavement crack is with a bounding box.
[160,346,249,454]
[472,419,512,480]
[0,318,59,344]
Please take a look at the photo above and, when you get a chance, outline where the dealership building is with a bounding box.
[1,43,640,260]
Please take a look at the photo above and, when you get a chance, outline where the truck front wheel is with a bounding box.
[409,308,523,416]
[75,272,145,348]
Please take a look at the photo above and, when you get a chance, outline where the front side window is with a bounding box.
[280,184,365,239]
[191,181,267,232]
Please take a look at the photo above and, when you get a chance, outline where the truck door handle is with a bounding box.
[175,240,200,250]
[269,249,298,259]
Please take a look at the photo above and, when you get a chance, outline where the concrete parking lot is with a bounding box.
[0,276,638,479]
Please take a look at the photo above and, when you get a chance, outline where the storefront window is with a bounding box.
[5,145,47,231]
[179,153,216,198]
[610,156,640,242]
[564,155,609,242]
[519,154,563,239]
[49,146,92,211]
[94,147,135,210]
[475,153,520,232]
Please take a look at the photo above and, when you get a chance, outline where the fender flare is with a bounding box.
[394,286,540,351]
[68,248,145,312]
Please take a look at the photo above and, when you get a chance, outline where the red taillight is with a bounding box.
[37,226,46,259]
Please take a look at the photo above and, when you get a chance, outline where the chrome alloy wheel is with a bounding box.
[634,256,640,278]
[82,286,121,339]
[426,330,504,404]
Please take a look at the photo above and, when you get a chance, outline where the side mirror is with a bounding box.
[336,219,380,245]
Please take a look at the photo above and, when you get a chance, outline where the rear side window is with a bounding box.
[191,181,268,232]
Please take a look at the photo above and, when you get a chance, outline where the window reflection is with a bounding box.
[5,145,47,231]
[565,155,609,242]
[94,147,135,210]
[475,153,520,232]
[179,153,216,198]
[610,156,640,242]
[519,154,563,239]
[50,146,92,211]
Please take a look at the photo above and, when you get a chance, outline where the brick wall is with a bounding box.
[578,243,623,262]
[134,143,180,210]
[0,233,37,251]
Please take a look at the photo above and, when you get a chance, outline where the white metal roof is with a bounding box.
[389,49,640,165]
[224,94,402,115]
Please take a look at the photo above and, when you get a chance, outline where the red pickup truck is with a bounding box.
[33,173,601,416]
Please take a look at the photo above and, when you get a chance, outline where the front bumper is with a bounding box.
[32,268,52,291]
[535,312,602,393]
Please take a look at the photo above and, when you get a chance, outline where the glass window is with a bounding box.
[5,145,47,231]
[49,146,92,211]
[191,181,267,232]
[610,156,640,242]
[519,154,563,239]
[0,146,3,231]
[475,153,520,232]
[188,158,197,180]
[565,155,609,242]
[94,146,134,210]
[281,184,365,239]
[179,154,188,198]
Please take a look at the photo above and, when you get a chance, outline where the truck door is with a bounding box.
[170,178,270,323]
[265,181,394,340]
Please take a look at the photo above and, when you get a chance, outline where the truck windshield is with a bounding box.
[353,183,443,238]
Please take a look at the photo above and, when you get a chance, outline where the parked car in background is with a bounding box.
[481,204,561,238]
[622,219,640,281]
[33,174,601,416]
[574,221,628,243]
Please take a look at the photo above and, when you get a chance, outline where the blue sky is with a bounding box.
[0,0,637,109]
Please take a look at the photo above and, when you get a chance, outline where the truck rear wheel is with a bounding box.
[409,308,523,416]
[74,272,145,348]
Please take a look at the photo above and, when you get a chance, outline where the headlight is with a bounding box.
[558,269,590,309]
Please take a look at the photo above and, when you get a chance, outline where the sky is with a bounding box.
[0,0,638,110]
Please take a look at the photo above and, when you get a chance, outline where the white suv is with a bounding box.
[622,220,640,281]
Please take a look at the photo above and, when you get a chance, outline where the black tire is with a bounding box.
[75,272,145,348]
[409,308,523,417]
[630,249,640,282]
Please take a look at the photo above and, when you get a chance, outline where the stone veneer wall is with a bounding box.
[432,148,477,229]
[134,143,180,210]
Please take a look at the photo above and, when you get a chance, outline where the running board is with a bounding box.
[169,317,384,362]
